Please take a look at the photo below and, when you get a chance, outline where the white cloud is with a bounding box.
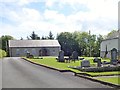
[1,0,119,39]
[22,8,43,21]
[44,9,66,24]
[5,8,43,23]
[45,0,55,7]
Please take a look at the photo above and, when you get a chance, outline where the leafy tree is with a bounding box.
[20,37,23,40]
[0,49,6,58]
[30,31,40,40]
[89,34,96,57]
[27,36,30,40]
[107,30,117,39]
[36,36,40,40]
[0,35,14,56]
[57,32,79,56]
[73,31,90,56]
[48,31,54,40]
[95,35,104,57]
[107,30,117,36]
[57,31,103,57]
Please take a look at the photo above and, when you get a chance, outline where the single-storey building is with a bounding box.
[9,40,61,57]
[100,30,120,59]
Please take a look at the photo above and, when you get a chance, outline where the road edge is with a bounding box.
[21,57,120,89]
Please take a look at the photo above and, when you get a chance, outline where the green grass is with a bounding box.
[87,71,119,76]
[95,77,120,85]
[27,57,81,73]
[26,57,120,76]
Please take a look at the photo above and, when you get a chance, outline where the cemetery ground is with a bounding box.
[23,56,120,86]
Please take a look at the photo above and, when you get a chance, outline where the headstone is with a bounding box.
[81,60,90,68]
[58,50,64,62]
[72,51,78,60]
[111,48,118,65]
[93,57,98,63]
[93,57,101,67]
[26,51,30,58]
[97,59,101,67]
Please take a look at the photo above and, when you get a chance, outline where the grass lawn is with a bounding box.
[25,57,120,76]
[95,77,120,85]
[87,71,120,76]
[26,57,81,73]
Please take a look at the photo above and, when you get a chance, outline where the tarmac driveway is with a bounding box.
[2,57,111,88]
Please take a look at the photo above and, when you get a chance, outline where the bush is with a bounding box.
[0,49,7,58]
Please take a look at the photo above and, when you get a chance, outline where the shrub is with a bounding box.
[0,49,7,58]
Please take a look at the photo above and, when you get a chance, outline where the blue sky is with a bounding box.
[0,0,119,39]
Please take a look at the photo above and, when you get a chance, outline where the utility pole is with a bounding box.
[118,30,120,59]
[6,40,8,56]
[89,30,91,57]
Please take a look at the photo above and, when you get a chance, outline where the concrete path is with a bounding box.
[2,57,111,88]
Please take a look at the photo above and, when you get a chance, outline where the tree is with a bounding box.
[29,31,40,40]
[20,37,23,40]
[36,36,40,40]
[72,31,84,56]
[107,30,117,39]
[41,36,47,40]
[72,31,90,56]
[88,34,97,57]
[57,32,79,56]
[27,36,30,40]
[0,49,7,58]
[0,35,14,56]
[48,31,54,40]
[57,31,104,57]
[95,35,104,57]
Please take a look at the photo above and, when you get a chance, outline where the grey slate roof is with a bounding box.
[102,37,119,41]
[9,40,60,48]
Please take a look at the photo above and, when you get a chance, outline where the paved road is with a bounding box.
[2,57,111,88]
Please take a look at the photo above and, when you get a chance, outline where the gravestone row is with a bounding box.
[57,50,79,62]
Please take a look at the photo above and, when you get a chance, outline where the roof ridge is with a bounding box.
[9,40,60,47]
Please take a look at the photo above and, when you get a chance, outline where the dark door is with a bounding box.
[39,49,47,56]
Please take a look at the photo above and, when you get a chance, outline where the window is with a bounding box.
[16,49,20,55]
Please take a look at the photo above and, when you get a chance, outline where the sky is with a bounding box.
[0,0,119,39]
